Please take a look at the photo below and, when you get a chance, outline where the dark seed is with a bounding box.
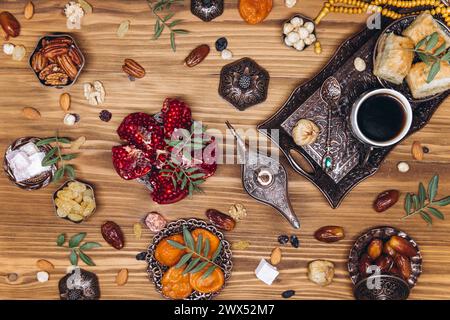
[290,235,299,248]
[136,251,147,261]
[278,235,289,245]
[423,146,430,154]
[215,37,228,52]
[282,290,295,298]
[99,110,112,122]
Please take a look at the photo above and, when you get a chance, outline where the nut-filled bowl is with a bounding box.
[282,14,317,52]
[29,34,85,89]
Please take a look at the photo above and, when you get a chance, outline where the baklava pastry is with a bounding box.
[374,32,414,85]
[406,61,450,99]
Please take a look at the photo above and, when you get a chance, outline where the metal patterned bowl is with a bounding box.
[3,137,56,190]
[146,218,233,300]
[348,226,422,300]
[282,14,317,51]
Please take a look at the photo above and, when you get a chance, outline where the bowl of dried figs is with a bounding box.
[29,34,85,88]
[146,218,233,300]
[348,226,422,300]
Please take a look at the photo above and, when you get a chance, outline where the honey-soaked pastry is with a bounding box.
[402,13,450,54]
[374,33,414,85]
[406,61,450,99]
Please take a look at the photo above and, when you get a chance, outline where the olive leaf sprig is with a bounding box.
[402,174,450,226]
[168,226,223,279]
[56,233,101,266]
[160,162,206,196]
[413,32,450,83]
[147,0,189,52]
[36,135,77,182]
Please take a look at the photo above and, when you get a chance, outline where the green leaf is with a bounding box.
[163,12,174,22]
[415,37,427,50]
[428,175,439,202]
[42,157,59,167]
[175,252,193,269]
[79,251,95,266]
[188,183,194,197]
[183,257,201,274]
[183,226,195,251]
[434,43,447,56]
[196,234,203,254]
[173,29,189,34]
[52,167,65,182]
[61,153,77,161]
[69,249,78,266]
[56,233,65,246]
[167,239,186,250]
[420,211,433,225]
[154,21,164,40]
[69,232,86,248]
[42,147,58,164]
[419,182,427,207]
[57,137,71,144]
[189,260,209,274]
[169,19,182,28]
[181,175,187,190]
[36,137,58,146]
[171,175,177,189]
[203,238,210,257]
[80,242,101,250]
[417,52,431,65]
[211,242,222,261]
[427,60,441,83]
[441,50,450,61]
[170,31,176,52]
[405,193,412,214]
[192,179,205,185]
[434,196,450,206]
[201,265,217,279]
[65,165,75,179]
[412,195,420,210]
[428,207,445,220]
[426,32,439,51]
[189,173,205,180]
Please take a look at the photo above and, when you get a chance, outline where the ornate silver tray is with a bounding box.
[146,218,233,300]
[258,15,450,208]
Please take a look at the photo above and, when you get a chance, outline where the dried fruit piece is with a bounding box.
[70,136,86,151]
[99,110,112,122]
[101,221,125,250]
[358,253,372,276]
[239,0,273,25]
[383,242,397,257]
[22,107,41,120]
[117,20,130,38]
[161,266,192,299]
[290,235,299,248]
[394,254,411,280]
[144,212,167,232]
[0,11,21,40]
[387,236,417,258]
[36,259,55,272]
[122,58,146,79]
[133,223,142,240]
[135,251,147,261]
[292,119,320,146]
[314,226,345,243]
[228,203,247,221]
[184,44,210,67]
[277,235,289,244]
[412,141,424,160]
[232,240,250,250]
[373,190,400,212]
[155,234,186,267]
[24,1,34,20]
[59,93,71,112]
[307,260,334,286]
[215,37,228,51]
[189,266,225,294]
[375,255,394,273]
[270,247,282,265]
[367,239,383,260]
[205,208,236,231]
[116,268,128,286]
[12,45,26,61]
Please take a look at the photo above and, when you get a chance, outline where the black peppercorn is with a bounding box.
[99,110,112,122]
[215,37,228,51]
[281,290,296,298]
[290,235,299,248]
[278,235,289,244]
[423,146,430,154]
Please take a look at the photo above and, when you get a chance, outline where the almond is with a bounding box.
[70,136,86,151]
[24,1,34,20]
[59,92,71,112]
[411,141,424,160]
[36,259,54,272]
[116,268,128,286]
[22,107,41,119]
[270,247,282,265]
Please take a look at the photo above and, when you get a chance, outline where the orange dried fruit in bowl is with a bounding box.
[191,228,220,258]
[239,0,273,25]
[161,266,193,299]
[189,265,225,294]
[155,234,186,267]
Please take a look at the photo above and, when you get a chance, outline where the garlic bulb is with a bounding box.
[292,119,320,146]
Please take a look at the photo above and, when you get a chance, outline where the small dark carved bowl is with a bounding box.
[29,34,85,89]
[3,137,56,190]
[282,14,317,51]
[146,218,233,300]
[353,274,410,300]
[348,226,422,300]
[219,57,270,111]
[59,268,100,300]
[191,0,224,22]
[52,179,97,224]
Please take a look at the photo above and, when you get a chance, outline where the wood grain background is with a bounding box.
[1,0,450,300]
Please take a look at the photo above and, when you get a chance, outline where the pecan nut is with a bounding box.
[42,43,69,59]
[56,54,78,80]
[68,47,83,67]
[38,63,63,80]
[31,51,48,72]
[122,58,146,79]
[41,37,72,47]
[184,44,210,67]
[44,72,68,86]
[205,208,236,231]
[314,226,345,243]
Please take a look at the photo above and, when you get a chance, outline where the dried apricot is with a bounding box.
[155,234,186,267]
[189,266,225,294]
[191,228,220,258]
[239,0,273,25]
[161,266,193,299]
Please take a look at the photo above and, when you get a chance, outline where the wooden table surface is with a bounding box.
[1,0,450,300]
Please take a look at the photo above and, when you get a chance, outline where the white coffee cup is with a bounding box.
[350,89,413,147]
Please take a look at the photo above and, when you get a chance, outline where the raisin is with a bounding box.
[277,235,289,245]
[215,37,228,52]
[136,251,147,261]
[99,110,112,122]
[281,290,295,298]
[290,235,299,248]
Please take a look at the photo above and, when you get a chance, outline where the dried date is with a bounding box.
[314,226,345,243]
[394,254,412,280]
[101,221,125,250]
[0,11,20,40]
[184,44,210,67]
[387,236,417,258]
[373,190,400,212]
[205,208,235,231]
[367,239,383,260]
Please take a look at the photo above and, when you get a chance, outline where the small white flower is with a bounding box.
[290,17,303,27]
[221,49,233,60]
[304,21,315,33]
[287,31,300,43]
[283,22,294,35]
[298,27,309,40]
[294,40,305,51]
